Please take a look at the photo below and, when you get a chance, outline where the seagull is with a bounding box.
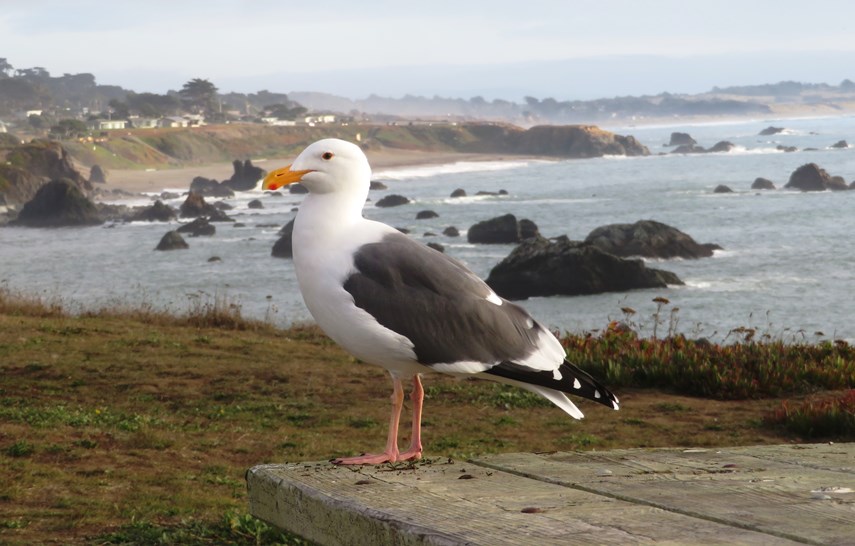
[263,138,619,465]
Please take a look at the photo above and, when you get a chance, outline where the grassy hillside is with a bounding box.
[59,122,646,172]
[1,289,851,544]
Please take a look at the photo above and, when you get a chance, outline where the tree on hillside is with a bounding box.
[50,119,88,139]
[0,58,12,78]
[179,78,219,116]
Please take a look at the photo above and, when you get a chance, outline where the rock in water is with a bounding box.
[375,194,411,207]
[584,220,721,259]
[271,219,295,258]
[155,230,189,251]
[132,200,177,222]
[486,235,683,300]
[785,163,844,191]
[12,179,103,227]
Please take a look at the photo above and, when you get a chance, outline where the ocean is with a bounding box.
[2,116,854,343]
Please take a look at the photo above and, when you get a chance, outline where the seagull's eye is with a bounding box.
[322,152,334,160]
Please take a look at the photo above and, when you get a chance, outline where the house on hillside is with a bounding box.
[130,117,159,129]
[88,119,128,131]
[261,117,297,126]
[159,116,190,128]
[303,114,336,126]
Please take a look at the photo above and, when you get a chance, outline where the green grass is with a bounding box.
[1,287,852,544]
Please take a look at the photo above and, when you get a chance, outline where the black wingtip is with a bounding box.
[485,359,619,411]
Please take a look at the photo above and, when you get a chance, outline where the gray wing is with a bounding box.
[343,232,539,365]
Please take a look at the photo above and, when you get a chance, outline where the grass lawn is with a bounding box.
[0,291,851,544]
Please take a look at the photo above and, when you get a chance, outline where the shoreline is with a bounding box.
[101,150,537,194]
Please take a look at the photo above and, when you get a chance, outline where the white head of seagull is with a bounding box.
[263,138,619,466]
[264,138,371,198]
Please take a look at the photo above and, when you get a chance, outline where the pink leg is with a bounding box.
[333,375,404,465]
[398,374,424,461]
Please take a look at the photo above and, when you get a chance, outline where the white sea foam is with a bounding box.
[375,160,536,180]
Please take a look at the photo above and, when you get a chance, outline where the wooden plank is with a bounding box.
[473,443,855,546]
[248,456,808,545]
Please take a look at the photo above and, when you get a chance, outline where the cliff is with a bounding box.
[0,139,91,208]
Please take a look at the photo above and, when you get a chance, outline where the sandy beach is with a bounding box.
[103,150,523,194]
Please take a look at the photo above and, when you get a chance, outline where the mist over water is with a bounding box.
[2,116,854,342]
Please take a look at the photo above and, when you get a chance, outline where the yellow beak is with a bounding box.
[262,165,314,191]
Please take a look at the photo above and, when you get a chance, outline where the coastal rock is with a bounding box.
[777,145,797,152]
[708,141,735,153]
[189,176,234,198]
[759,126,785,135]
[0,140,91,207]
[12,179,103,227]
[370,181,388,190]
[672,144,705,154]
[450,188,467,198]
[713,184,734,193]
[271,218,295,258]
[416,210,439,219]
[89,164,107,184]
[132,200,177,222]
[831,140,849,149]
[177,217,215,237]
[519,218,540,240]
[442,226,460,237]
[508,125,649,157]
[751,177,776,190]
[180,191,218,218]
[223,159,265,191]
[248,199,264,209]
[426,242,445,253]
[467,214,520,244]
[584,220,721,259]
[829,176,849,190]
[668,132,696,147]
[155,230,189,251]
[289,183,309,194]
[785,163,844,192]
[375,194,411,207]
[485,235,683,300]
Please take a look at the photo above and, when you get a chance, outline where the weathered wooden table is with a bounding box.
[247,443,854,545]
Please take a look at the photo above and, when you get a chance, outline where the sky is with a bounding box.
[2,0,855,101]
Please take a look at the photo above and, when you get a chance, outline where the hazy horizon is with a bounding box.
[3,1,855,102]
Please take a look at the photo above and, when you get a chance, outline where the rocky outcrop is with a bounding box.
[442,226,460,237]
[668,132,696,147]
[759,126,785,135]
[179,191,234,220]
[89,164,106,184]
[511,125,649,157]
[751,177,776,190]
[131,200,177,222]
[0,140,91,208]
[785,163,849,191]
[177,217,215,237]
[583,220,721,259]
[830,140,849,149]
[713,184,734,193]
[155,230,189,250]
[369,181,388,190]
[375,194,411,207]
[486,235,683,300]
[271,219,295,258]
[11,179,103,227]
[223,159,265,191]
[248,199,264,209]
[467,214,539,244]
[450,188,467,198]
[416,210,438,219]
[189,176,235,198]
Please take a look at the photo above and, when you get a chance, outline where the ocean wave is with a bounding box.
[375,160,537,180]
